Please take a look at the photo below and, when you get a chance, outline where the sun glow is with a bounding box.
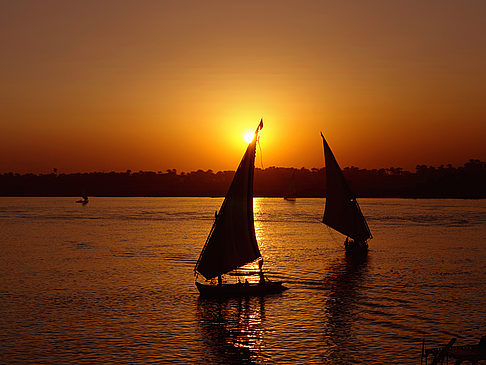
[244,131,254,143]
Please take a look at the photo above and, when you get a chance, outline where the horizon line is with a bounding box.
[2,159,484,176]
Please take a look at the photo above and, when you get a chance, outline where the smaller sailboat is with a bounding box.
[321,132,372,254]
[194,120,287,296]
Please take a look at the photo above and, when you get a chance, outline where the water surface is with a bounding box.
[1,197,485,364]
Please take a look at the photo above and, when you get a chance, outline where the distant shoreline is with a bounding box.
[1,160,485,199]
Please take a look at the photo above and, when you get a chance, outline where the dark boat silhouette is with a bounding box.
[194,120,287,296]
[321,132,372,255]
[422,336,486,365]
[76,195,89,204]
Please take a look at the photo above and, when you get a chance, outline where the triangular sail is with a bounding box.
[321,132,372,242]
[195,121,263,280]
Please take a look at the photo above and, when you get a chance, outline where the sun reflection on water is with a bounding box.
[253,198,264,250]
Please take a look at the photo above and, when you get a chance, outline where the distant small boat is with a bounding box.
[321,132,372,254]
[195,120,287,296]
[283,170,296,201]
[76,195,89,204]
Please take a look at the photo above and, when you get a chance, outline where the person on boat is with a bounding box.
[258,260,265,284]
[217,275,222,285]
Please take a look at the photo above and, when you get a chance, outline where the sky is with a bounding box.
[1,0,485,173]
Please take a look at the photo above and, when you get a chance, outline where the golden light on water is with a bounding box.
[253,198,264,258]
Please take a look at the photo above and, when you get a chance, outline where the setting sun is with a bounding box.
[1,1,485,175]
[244,131,254,144]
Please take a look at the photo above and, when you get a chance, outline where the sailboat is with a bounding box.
[321,132,372,254]
[76,195,89,204]
[194,120,287,296]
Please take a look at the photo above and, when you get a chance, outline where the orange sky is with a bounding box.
[1,1,485,173]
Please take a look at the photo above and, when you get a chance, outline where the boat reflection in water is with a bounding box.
[197,296,266,364]
[321,254,369,363]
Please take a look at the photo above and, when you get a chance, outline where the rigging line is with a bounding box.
[326,224,341,245]
[257,137,264,169]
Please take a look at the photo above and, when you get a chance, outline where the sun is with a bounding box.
[244,130,254,143]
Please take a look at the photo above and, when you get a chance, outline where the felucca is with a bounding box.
[194,120,287,296]
[321,132,372,254]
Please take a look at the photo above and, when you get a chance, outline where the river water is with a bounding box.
[0,197,485,364]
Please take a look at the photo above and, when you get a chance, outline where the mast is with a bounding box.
[195,120,263,280]
[321,132,372,242]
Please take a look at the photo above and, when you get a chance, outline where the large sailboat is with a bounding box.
[321,132,372,254]
[194,120,287,296]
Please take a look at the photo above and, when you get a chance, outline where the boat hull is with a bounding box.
[345,245,368,256]
[344,239,368,256]
[196,281,287,296]
[283,197,296,201]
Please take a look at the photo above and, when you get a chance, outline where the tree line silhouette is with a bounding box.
[1,159,485,198]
